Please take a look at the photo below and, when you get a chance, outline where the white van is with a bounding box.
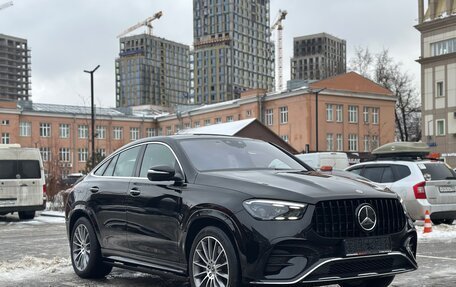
[0,144,46,220]
[295,152,349,170]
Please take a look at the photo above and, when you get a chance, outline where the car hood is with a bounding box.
[196,170,397,205]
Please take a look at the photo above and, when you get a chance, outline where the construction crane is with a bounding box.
[271,10,287,92]
[117,11,163,38]
[0,1,13,11]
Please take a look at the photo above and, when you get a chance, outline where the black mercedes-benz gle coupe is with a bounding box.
[65,135,417,287]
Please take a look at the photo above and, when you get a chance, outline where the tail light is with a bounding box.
[43,184,47,197]
[413,181,426,199]
[320,165,333,172]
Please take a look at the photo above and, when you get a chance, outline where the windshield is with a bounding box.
[179,138,307,172]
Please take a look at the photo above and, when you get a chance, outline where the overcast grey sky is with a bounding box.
[0,0,420,107]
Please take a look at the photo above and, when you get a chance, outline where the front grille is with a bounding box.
[305,255,413,282]
[312,198,406,238]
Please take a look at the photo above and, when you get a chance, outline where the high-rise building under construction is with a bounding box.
[193,0,274,104]
[115,34,190,108]
[0,34,31,101]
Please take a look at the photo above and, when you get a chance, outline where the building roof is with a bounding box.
[310,72,393,96]
[178,118,256,136]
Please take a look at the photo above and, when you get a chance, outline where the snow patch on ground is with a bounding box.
[0,256,72,282]
[0,214,65,226]
[416,222,456,242]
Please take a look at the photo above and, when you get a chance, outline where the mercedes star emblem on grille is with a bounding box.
[357,204,377,232]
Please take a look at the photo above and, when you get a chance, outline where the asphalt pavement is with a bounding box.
[1,212,455,287]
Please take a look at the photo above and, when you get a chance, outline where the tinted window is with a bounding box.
[140,144,177,178]
[179,138,306,171]
[380,167,395,183]
[0,160,40,179]
[113,146,141,177]
[393,165,411,181]
[420,163,456,180]
[94,158,111,176]
[103,155,118,176]
[348,167,363,175]
[362,166,384,183]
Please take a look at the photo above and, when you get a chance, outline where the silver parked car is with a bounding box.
[346,160,456,224]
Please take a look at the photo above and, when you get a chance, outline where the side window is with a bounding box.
[140,144,178,178]
[362,166,384,183]
[103,155,119,176]
[348,167,363,175]
[112,146,142,177]
[393,165,411,181]
[380,166,395,183]
[94,158,111,176]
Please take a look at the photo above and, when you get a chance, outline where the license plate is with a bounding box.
[344,237,391,257]
[439,186,456,193]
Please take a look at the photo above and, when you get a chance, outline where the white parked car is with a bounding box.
[295,152,349,170]
[346,160,456,224]
[0,144,46,219]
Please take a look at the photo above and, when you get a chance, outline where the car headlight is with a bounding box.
[243,199,307,221]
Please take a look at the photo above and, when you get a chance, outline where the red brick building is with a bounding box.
[0,72,396,176]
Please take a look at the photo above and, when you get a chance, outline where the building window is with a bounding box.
[78,125,88,139]
[19,121,31,137]
[166,126,172,135]
[431,38,456,56]
[59,124,70,138]
[78,148,88,162]
[96,126,106,139]
[265,108,273,126]
[348,134,358,151]
[326,133,333,151]
[204,119,211,126]
[279,106,288,124]
[194,121,200,128]
[364,135,370,152]
[281,135,289,143]
[184,123,191,129]
[1,133,10,144]
[215,117,222,124]
[372,108,379,124]
[113,127,123,140]
[436,119,445,136]
[96,148,106,157]
[336,105,343,122]
[130,127,140,140]
[372,135,379,150]
[226,116,234,122]
[40,123,51,137]
[246,110,252,117]
[348,106,358,123]
[436,81,444,97]
[59,148,71,162]
[146,128,156,137]
[336,134,343,151]
[363,107,369,123]
[326,104,333,121]
[1,120,9,126]
[39,147,51,162]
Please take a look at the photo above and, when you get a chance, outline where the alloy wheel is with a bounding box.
[72,224,91,271]
[192,236,230,287]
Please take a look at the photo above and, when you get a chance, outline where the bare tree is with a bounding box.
[349,48,422,142]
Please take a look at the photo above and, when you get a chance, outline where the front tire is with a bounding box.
[70,217,112,278]
[18,211,35,220]
[189,226,240,287]
[340,275,395,287]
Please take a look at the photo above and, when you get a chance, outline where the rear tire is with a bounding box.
[339,275,395,287]
[70,217,112,278]
[189,226,241,287]
[18,211,35,220]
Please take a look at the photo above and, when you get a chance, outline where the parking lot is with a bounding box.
[1,213,456,287]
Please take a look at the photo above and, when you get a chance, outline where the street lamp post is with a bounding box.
[310,87,326,152]
[84,65,100,169]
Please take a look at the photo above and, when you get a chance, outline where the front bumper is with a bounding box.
[233,206,418,285]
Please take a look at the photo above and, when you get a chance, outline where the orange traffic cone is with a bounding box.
[423,210,432,234]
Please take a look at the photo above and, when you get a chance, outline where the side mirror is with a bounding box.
[147,166,176,182]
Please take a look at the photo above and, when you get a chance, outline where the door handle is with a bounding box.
[89,186,99,193]
[129,188,141,196]
[20,184,28,187]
